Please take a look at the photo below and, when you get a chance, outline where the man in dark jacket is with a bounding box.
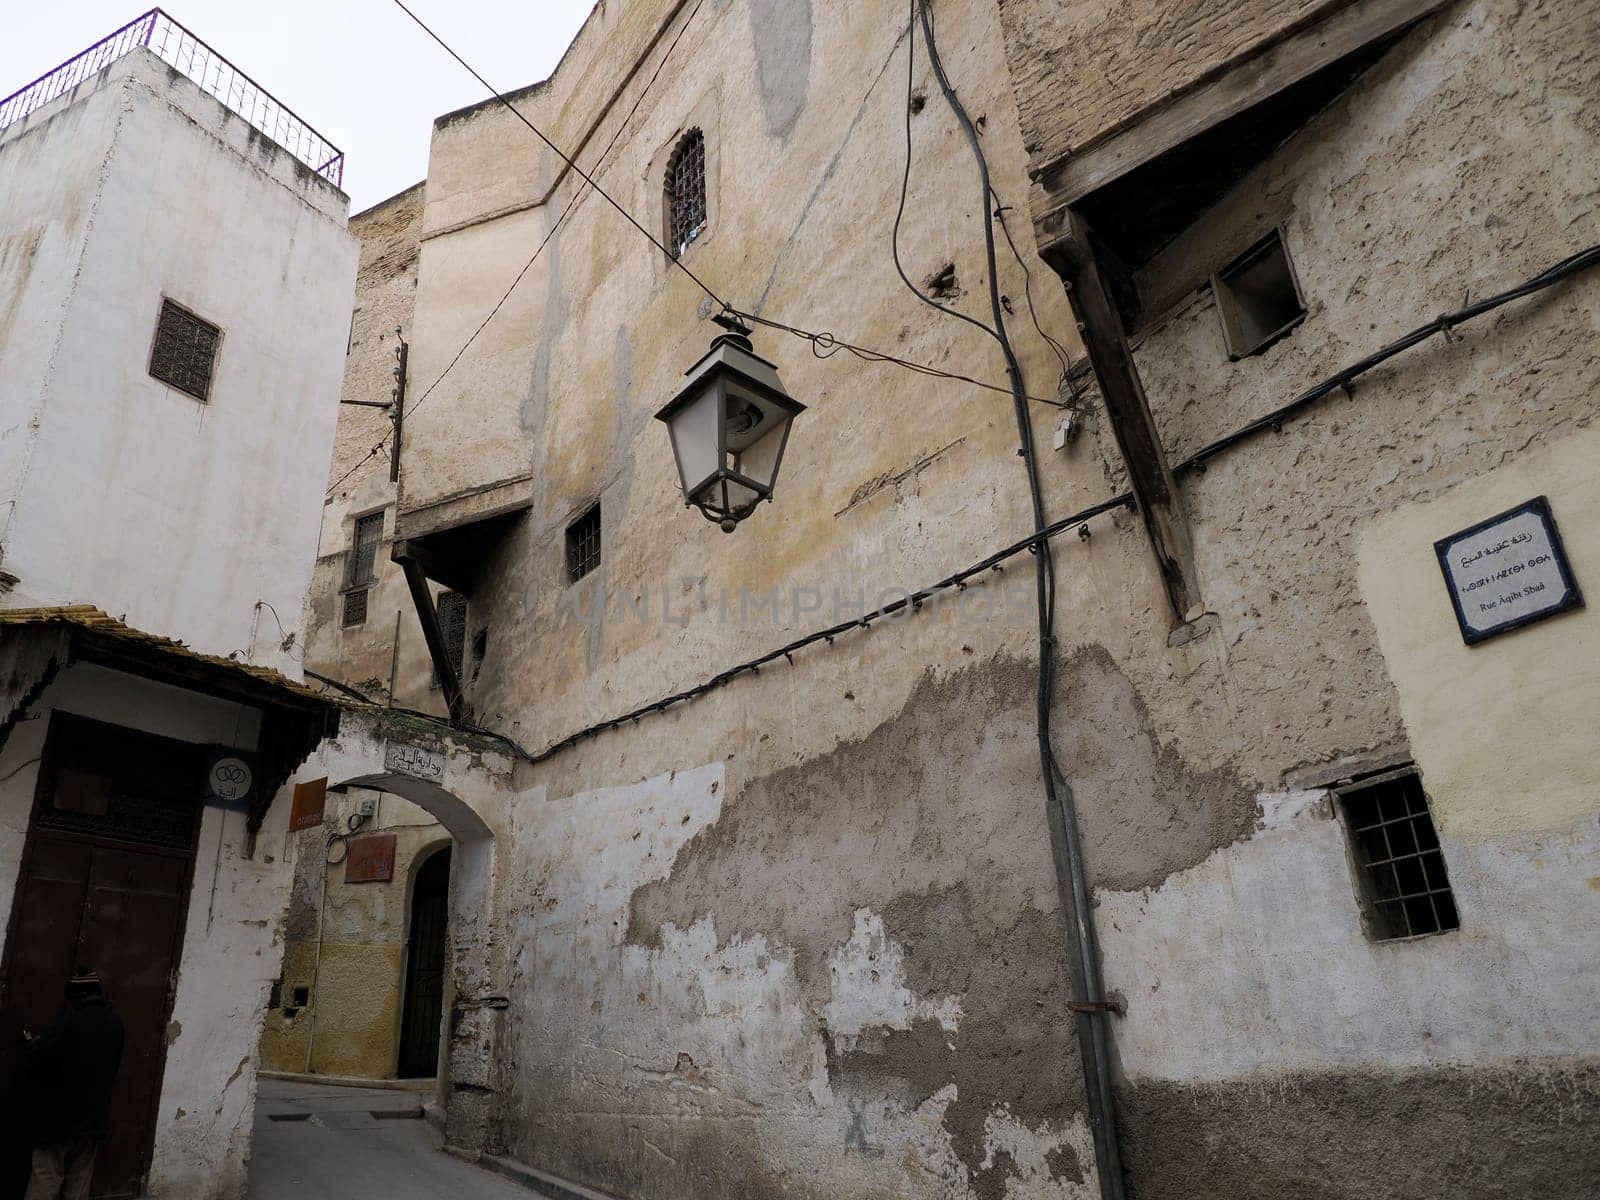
[22,968,125,1200]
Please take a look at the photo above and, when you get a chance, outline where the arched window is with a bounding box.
[666,128,707,258]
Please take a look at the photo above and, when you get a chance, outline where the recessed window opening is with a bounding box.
[149,299,221,400]
[342,589,368,628]
[343,512,384,628]
[566,503,602,582]
[432,591,468,689]
[290,984,310,1008]
[1212,230,1306,360]
[1336,768,1459,941]
[666,128,707,258]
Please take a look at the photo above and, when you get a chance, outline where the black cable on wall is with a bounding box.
[913,1,1127,1194]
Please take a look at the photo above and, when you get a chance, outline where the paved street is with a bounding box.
[248,1079,532,1200]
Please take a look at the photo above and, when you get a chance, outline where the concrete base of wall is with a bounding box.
[258,1070,437,1092]
[1119,1059,1600,1199]
[481,1155,625,1200]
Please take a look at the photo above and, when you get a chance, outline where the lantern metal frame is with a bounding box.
[655,317,805,532]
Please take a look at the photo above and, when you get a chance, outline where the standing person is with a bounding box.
[21,968,125,1200]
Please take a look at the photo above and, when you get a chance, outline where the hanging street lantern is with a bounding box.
[656,314,805,532]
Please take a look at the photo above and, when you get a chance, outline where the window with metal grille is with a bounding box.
[666,128,707,257]
[342,512,384,628]
[566,503,602,582]
[348,513,384,586]
[1335,768,1459,941]
[149,299,221,400]
[432,591,468,688]
[342,589,368,628]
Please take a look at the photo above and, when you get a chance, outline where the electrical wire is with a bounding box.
[351,8,1600,806]
[505,236,1600,767]
[355,0,1070,497]
[914,1,1125,1194]
[890,0,1002,344]
[392,0,724,305]
[328,0,713,501]
[994,194,1078,400]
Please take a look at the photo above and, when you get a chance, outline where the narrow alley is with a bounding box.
[248,1080,532,1200]
[3,2,1598,1199]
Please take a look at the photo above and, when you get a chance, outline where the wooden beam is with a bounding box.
[393,539,467,726]
[1031,0,1451,225]
[1050,212,1198,621]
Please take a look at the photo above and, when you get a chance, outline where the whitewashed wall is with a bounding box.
[0,663,294,1200]
[0,51,358,678]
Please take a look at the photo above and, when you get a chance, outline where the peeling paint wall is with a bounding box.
[392,0,1102,1194]
[305,0,1600,1196]
[0,664,301,1200]
[1028,1,1600,1194]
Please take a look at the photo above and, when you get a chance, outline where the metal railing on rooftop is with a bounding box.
[0,8,345,188]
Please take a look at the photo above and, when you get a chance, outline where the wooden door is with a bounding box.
[0,715,202,1200]
[396,848,450,1079]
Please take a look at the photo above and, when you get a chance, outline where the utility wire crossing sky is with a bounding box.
[0,0,597,210]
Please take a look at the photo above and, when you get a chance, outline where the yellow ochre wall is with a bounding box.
[260,787,451,1080]
[1358,422,1599,840]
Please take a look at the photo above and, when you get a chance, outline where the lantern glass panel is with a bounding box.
[724,378,792,494]
[666,382,724,497]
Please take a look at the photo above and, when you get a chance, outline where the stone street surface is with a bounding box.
[248,1079,531,1200]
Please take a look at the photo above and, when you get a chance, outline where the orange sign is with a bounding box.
[289,778,328,832]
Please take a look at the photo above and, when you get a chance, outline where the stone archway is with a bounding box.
[288,710,512,1151]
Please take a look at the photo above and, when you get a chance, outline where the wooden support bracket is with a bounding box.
[393,539,466,726]
[1049,211,1199,621]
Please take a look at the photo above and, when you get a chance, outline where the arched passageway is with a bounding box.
[274,714,513,1153]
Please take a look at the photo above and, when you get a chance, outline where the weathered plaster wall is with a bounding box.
[0,69,117,543]
[259,787,451,1080]
[0,663,299,1200]
[509,667,1096,1200]
[1049,2,1600,1193]
[1356,424,1599,840]
[310,183,443,711]
[372,0,1598,1196]
[283,710,517,1137]
[995,0,1349,164]
[0,51,357,677]
[398,0,1103,1194]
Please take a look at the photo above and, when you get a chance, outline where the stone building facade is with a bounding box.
[0,20,354,1199]
[303,1,1600,1197]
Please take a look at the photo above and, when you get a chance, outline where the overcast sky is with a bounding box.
[1,0,597,210]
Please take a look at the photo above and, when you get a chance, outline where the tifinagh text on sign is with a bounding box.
[1434,496,1583,645]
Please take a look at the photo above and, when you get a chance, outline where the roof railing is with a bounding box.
[0,8,344,188]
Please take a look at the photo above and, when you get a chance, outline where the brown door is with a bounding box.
[0,715,203,1200]
[396,847,450,1079]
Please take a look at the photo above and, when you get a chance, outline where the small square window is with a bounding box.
[149,299,221,400]
[1335,768,1459,941]
[291,984,310,1008]
[342,589,369,628]
[1212,230,1306,360]
[566,503,602,582]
